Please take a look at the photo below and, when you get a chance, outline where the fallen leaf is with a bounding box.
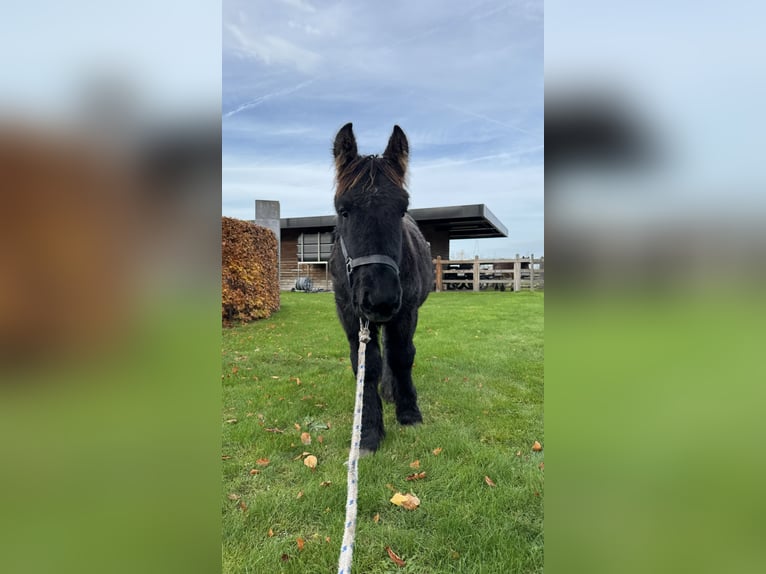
[301,432,312,445]
[231,366,239,374]
[317,435,324,445]
[221,455,232,460]
[238,500,248,511]
[227,493,240,501]
[325,536,331,544]
[532,441,543,452]
[296,491,304,499]
[249,469,260,475]
[307,352,312,357]
[295,377,302,385]
[539,462,545,470]
[450,550,460,560]
[268,528,274,537]
[484,475,497,487]
[246,412,254,417]
[432,447,443,456]
[406,471,427,481]
[515,450,522,457]
[264,427,284,434]
[271,376,279,379]
[225,418,237,424]
[294,423,301,431]
[320,481,332,487]
[390,492,420,510]
[256,458,270,467]
[373,513,380,523]
[386,546,406,567]
[297,537,305,551]
[304,455,318,470]
[409,459,420,469]
[293,451,312,461]
[281,554,289,562]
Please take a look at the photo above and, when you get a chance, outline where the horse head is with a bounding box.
[333,123,410,322]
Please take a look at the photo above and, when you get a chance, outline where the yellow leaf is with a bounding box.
[301,432,312,445]
[304,455,318,470]
[268,528,274,538]
[532,440,543,452]
[409,459,420,469]
[390,492,420,510]
[297,537,305,551]
[432,447,443,456]
[484,475,497,487]
[373,513,380,523]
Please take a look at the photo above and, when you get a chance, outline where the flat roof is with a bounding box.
[280,204,507,239]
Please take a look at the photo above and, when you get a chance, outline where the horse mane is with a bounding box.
[335,154,407,198]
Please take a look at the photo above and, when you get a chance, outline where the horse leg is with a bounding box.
[343,320,385,454]
[379,329,395,403]
[384,310,422,426]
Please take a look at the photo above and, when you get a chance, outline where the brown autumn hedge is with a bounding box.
[222,217,279,324]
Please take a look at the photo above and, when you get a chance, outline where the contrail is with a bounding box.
[223,78,315,119]
[441,101,539,137]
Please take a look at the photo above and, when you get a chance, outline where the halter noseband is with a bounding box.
[339,235,400,285]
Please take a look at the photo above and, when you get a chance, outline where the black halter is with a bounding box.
[339,235,400,285]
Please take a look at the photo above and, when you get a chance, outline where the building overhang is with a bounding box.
[280,204,507,239]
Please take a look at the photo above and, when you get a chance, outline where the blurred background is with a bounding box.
[0,2,221,573]
[546,1,766,572]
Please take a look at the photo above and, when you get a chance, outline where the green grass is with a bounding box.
[222,291,544,573]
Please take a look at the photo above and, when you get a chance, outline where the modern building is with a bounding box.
[256,202,507,291]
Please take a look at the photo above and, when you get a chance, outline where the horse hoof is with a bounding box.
[358,448,375,458]
[397,409,422,426]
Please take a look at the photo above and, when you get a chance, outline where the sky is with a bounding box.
[222,0,544,258]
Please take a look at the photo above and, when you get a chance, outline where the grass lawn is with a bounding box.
[222,291,544,573]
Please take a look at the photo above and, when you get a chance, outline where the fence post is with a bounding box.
[514,253,521,292]
[530,252,535,291]
[435,256,443,292]
[473,256,480,292]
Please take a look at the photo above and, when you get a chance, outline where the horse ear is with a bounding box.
[384,125,409,177]
[333,122,358,172]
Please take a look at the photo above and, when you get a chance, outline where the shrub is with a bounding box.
[222,217,279,324]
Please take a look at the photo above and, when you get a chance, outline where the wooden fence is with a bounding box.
[433,255,544,292]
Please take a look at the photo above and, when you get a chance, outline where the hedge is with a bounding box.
[222,217,279,324]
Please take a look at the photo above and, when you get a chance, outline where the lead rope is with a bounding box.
[337,318,370,574]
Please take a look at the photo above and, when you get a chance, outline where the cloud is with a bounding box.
[225,23,321,73]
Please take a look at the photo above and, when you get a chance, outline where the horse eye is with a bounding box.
[339,208,349,218]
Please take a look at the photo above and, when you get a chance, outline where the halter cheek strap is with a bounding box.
[339,235,400,285]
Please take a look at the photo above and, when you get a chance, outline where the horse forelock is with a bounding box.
[335,155,407,200]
